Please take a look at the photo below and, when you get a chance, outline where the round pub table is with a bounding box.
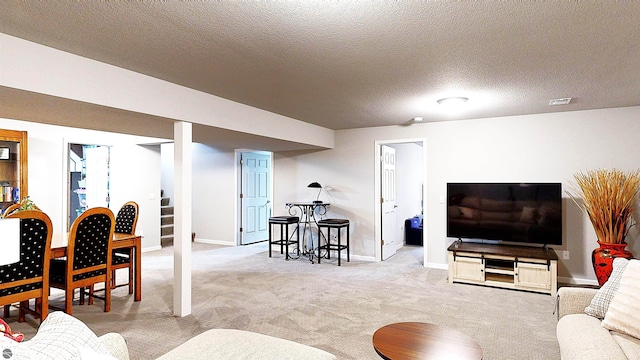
[372,322,483,360]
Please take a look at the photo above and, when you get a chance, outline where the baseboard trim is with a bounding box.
[142,245,162,253]
[426,262,448,270]
[195,238,235,246]
[558,276,598,286]
[350,254,376,262]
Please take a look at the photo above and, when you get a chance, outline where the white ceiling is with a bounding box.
[1,2,640,134]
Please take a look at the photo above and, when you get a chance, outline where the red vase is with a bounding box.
[592,241,633,286]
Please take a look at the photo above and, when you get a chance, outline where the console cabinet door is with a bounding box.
[515,262,549,290]
[453,256,484,282]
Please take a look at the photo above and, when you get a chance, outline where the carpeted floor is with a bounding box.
[8,242,560,359]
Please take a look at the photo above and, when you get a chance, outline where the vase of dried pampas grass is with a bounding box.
[569,168,640,286]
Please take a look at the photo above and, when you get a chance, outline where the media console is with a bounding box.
[447,241,558,297]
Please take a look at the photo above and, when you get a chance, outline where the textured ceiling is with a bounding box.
[1,2,640,131]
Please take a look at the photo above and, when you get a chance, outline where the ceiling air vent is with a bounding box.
[549,97,572,106]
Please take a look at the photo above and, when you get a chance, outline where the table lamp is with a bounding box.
[0,218,20,266]
[308,182,323,204]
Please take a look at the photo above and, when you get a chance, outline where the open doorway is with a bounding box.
[68,143,111,230]
[374,139,426,264]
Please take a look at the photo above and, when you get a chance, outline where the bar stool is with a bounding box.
[268,216,300,259]
[317,219,350,266]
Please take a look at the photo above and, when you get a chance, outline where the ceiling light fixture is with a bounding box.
[549,97,572,106]
[437,97,469,106]
[412,117,424,123]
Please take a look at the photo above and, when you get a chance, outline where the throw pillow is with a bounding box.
[3,311,111,359]
[584,257,630,319]
[602,259,640,338]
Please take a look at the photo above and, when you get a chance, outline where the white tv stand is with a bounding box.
[447,241,558,297]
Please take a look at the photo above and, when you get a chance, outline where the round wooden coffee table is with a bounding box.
[372,322,483,359]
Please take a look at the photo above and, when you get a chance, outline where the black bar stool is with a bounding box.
[268,216,300,259]
[317,219,350,266]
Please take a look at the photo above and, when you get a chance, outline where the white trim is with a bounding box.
[426,262,448,270]
[350,255,377,262]
[195,238,239,246]
[142,245,162,253]
[558,276,599,286]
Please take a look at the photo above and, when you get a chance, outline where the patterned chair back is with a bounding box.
[67,207,115,282]
[0,210,53,320]
[114,201,138,235]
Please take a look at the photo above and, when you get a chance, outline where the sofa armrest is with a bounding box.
[557,287,598,319]
[98,333,129,360]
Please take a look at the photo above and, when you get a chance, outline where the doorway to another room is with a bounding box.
[375,139,426,264]
[67,143,111,231]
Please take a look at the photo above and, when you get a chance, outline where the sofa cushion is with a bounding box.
[556,314,627,360]
[602,259,640,339]
[584,257,629,318]
[155,328,336,360]
[611,332,640,359]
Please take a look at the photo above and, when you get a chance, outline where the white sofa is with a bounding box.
[556,258,640,360]
[0,312,336,360]
[557,287,640,359]
[156,328,336,360]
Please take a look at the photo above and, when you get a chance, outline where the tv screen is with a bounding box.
[447,183,562,246]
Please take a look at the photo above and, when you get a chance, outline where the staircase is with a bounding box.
[160,190,195,247]
[160,191,174,247]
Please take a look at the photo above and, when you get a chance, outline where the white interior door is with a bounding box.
[381,145,397,260]
[240,152,271,245]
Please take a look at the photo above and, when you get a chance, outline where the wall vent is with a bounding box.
[549,97,572,106]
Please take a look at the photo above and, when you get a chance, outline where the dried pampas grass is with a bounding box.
[569,169,640,244]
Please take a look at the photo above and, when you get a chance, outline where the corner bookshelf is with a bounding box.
[0,129,28,211]
[447,241,558,297]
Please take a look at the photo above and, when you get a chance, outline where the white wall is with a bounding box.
[162,142,238,246]
[273,106,640,283]
[6,105,640,284]
[191,144,236,244]
[0,118,162,250]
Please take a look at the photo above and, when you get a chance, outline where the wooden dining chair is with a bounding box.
[49,207,115,314]
[0,210,53,322]
[110,201,138,292]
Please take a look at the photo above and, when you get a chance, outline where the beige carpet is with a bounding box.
[8,243,560,359]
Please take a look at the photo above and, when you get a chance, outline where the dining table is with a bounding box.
[50,232,142,302]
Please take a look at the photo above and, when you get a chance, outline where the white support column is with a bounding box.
[173,121,192,316]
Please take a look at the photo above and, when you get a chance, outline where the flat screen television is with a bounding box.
[447,183,562,246]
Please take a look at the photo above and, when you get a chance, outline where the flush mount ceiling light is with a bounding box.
[436,97,469,106]
[549,97,572,106]
[412,117,424,123]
